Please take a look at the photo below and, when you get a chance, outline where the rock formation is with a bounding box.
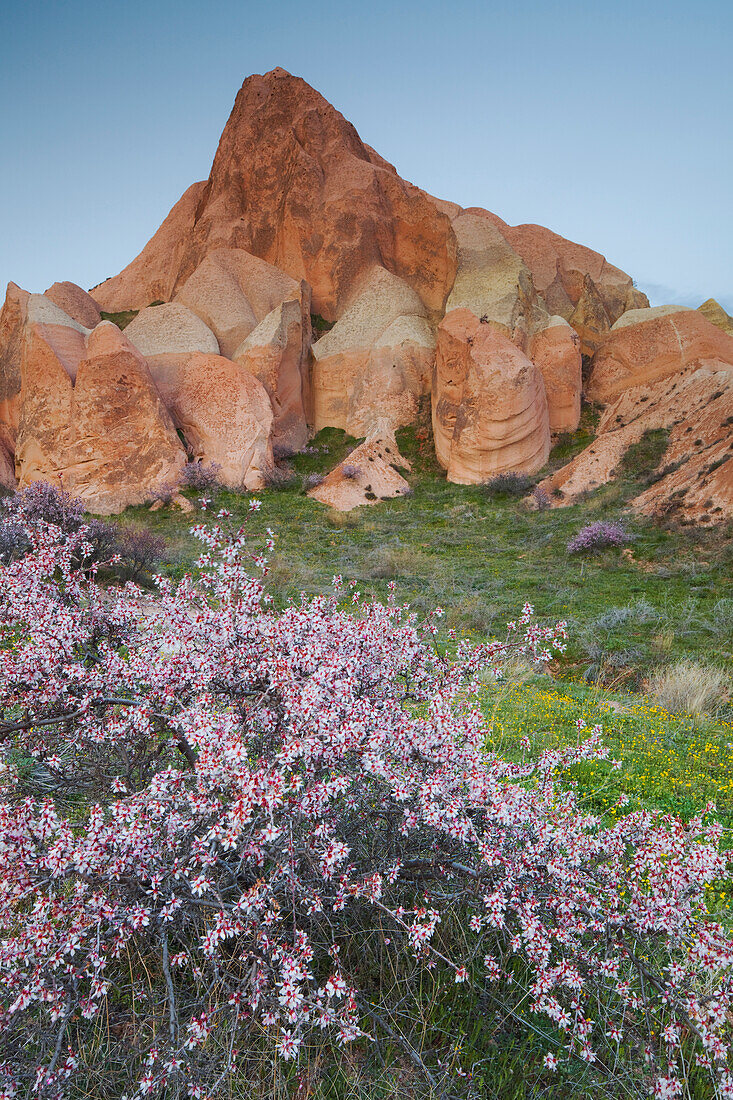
[92,68,457,321]
[0,283,31,484]
[233,299,310,453]
[1,66,729,519]
[16,322,186,513]
[123,302,220,359]
[433,309,550,484]
[541,307,733,524]
[540,360,733,525]
[586,308,733,403]
[44,282,102,329]
[474,212,649,325]
[311,267,433,437]
[150,351,273,489]
[528,317,582,434]
[698,298,733,337]
[308,437,411,510]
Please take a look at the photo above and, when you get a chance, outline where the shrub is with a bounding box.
[0,519,30,564]
[261,462,298,491]
[590,600,659,632]
[481,472,533,498]
[1,519,733,1098]
[180,460,222,493]
[567,520,632,554]
[0,482,89,564]
[302,471,325,492]
[150,480,180,506]
[341,463,360,480]
[112,526,167,583]
[2,481,85,533]
[532,484,551,511]
[80,517,121,567]
[648,659,731,716]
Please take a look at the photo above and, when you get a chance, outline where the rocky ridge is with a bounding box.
[1,67,730,520]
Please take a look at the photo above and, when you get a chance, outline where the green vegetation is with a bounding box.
[99,307,138,329]
[311,312,335,334]
[123,414,733,696]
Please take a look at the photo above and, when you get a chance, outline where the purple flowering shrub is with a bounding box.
[180,461,222,493]
[567,520,632,554]
[2,481,85,535]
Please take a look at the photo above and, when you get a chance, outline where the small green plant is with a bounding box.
[99,308,139,330]
[311,313,335,335]
[481,473,533,498]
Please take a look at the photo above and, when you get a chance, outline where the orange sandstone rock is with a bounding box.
[432,309,550,484]
[16,322,185,513]
[587,308,733,403]
[311,267,434,437]
[148,352,273,490]
[233,298,310,453]
[0,283,31,468]
[308,437,411,511]
[540,360,733,524]
[468,210,648,325]
[93,69,457,321]
[528,316,582,433]
[44,281,101,329]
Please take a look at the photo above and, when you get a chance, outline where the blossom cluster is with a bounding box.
[0,506,731,1098]
[567,520,632,554]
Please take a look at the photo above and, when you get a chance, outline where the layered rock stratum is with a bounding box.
[1,67,730,519]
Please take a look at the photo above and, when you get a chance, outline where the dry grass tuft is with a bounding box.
[647,660,731,717]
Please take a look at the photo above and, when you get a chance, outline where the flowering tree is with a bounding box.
[0,504,732,1099]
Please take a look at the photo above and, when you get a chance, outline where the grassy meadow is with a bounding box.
[123,409,733,694]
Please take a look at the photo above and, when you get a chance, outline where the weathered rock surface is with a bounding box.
[528,316,582,433]
[540,360,733,524]
[123,302,219,358]
[0,287,93,487]
[233,298,310,453]
[308,437,411,510]
[174,248,307,357]
[587,308,733,403]
[610,304,693,330]
[311,266,434,437]
[93,68,457,321]
[445,213,542,339]
[44,281,102,329]
[0,283,31,459]
[16,322,186,513]
[432,309,550,484]
[148,351,273,489]
[567,275,612,358]
[698,298,733,337]
[472,211,649,324]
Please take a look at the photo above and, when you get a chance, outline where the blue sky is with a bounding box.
[1,0,731,310]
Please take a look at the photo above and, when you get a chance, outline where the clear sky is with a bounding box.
[1,0,731,311]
